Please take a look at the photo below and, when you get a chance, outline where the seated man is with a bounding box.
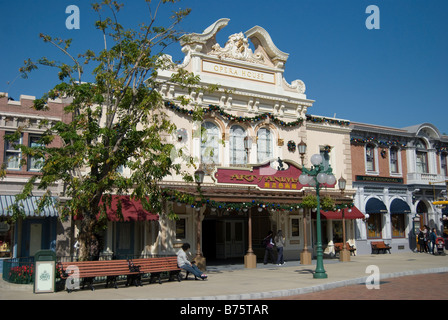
[177,243,207,280]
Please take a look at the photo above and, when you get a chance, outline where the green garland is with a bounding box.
[351,137,407,147]
[162,189,353,213]
[165,101,351,128]
[305,114,350,127]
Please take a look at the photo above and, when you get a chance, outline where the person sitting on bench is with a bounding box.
[177,243,207,280]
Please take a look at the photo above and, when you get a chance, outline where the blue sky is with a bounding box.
[1,0,447,133]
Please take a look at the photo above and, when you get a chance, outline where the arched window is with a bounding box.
[229,125,247,165]
[201,122,220,164]
[257,128,272,163]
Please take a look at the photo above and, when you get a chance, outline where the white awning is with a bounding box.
[0,195,58,217]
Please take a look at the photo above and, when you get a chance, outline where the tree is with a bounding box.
[5,0,205,260]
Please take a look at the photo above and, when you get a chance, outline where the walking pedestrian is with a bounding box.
[423,225,429,253]
[418,229,425,253]
[274,230,285,266]
[429,228,437,255]
[263,230,275,264]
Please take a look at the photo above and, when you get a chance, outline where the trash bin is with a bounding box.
[34,250,56,293]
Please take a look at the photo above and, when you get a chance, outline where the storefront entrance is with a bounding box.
[203,218,246,261]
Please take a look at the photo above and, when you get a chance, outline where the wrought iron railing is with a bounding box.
[2,257,34,284]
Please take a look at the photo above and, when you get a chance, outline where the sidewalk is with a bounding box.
[1,252,447,300]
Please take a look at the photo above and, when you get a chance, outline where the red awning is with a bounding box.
[100,195,159,221]
[322,207,364,219]
[313,206,365,220]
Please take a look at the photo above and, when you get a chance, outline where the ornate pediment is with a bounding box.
[180,18,289,68]
[208,32,265,64]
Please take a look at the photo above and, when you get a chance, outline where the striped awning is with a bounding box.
[0,195,58,217]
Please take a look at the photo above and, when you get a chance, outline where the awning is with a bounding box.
[98,195,159,222]
[321,207,365,219]
[0,195,58,217]
[312,206,365,220]
[390,199,411,214]
[365,198,388,214]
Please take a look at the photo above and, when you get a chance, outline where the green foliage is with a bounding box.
[301,195,318,209]
[8,0,206,260]
[301,194,335,211]
[320,195,335,211]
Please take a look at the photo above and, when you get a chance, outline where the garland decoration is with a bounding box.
[350,137,407,148]
[305,114,350,127]
[166,101,352,128]
[287,140,296,152]
[165,101,305,127]
[162,189,354,213]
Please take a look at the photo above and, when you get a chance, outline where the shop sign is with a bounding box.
[356,175,403,184]
[35,261,55,293]
[214,159,335,191]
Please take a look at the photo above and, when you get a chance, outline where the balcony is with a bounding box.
[407,172,447,185]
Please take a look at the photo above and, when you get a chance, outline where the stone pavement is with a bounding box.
[270,272,448,300]
[1,252,447,300]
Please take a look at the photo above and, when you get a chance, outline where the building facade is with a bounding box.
[3,19,447,267]
[0,93,72,261]
[150,18,356,264]
[350,122,448,255]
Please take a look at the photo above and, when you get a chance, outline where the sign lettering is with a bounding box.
[202,60,275,84]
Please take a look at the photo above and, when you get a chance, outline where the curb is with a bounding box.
[169,267,448,300]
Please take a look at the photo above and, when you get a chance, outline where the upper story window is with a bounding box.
[389,147,399,174]
[441,152,448,176]
[3,132,22,170]
[416,139,428,174]
[319,146,331,171]
[201,122,220,164]
[257,128,272,163]
[229,125,247,165]
[28,135,44,171]
[366,144,376,172]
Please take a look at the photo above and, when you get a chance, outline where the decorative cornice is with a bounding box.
[245,25,289,66]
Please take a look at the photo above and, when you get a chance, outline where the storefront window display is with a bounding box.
[367,213,382,238]
[0,220,12,258]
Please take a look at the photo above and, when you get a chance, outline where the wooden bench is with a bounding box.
[371,241,391,254]
[57,259,142,292]
[334,242,357,256]
[131,256,183,284]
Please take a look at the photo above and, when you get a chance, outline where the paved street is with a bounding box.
[268,271,448,300]
[1,252,447,301]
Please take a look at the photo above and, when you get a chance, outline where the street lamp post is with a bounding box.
[298,140,311,265]
[194,168,206,271]
[337,176,350,262]
[299,154,336,279]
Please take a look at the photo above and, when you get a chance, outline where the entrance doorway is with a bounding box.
[115,222,134,258]
[30,223,42,256]
[203,218,246,261]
